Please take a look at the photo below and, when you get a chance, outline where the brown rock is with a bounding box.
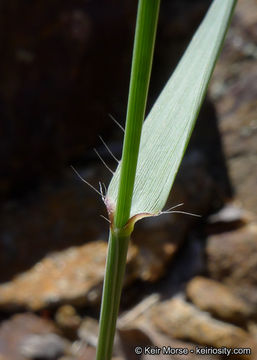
[141,332,220,360]
[206,224,257,308]
[0,240,138,311]
[116,297,222,360]
[207,203,248,225]
[78,317,99,348]
[133,215,185,282]
[20,333,69,359]
[0,166,110,284]
[70,342,96,360]
[55,305,81,339]
[0,313,63,360]
[117,327,154,360]
[206,202,252,233]
[186,276,252,324]
[151,296,254,358]
[209,0,257,218]
[248,322,257,343]
[118,323,221,360]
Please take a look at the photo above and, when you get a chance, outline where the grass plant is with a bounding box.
[96,0,237,359]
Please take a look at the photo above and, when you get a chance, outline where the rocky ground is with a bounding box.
[0,0,256,359]
[209,0,257,218]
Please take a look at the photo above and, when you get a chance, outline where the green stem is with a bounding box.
[96,1,160,359]
[115,0,161,229]
[96,230,129,360]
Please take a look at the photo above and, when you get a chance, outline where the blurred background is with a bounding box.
[0,0,256,359]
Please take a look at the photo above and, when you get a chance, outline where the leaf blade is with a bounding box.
[108,0,237,220]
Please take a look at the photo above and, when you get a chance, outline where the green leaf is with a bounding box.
[107,0,236,224]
